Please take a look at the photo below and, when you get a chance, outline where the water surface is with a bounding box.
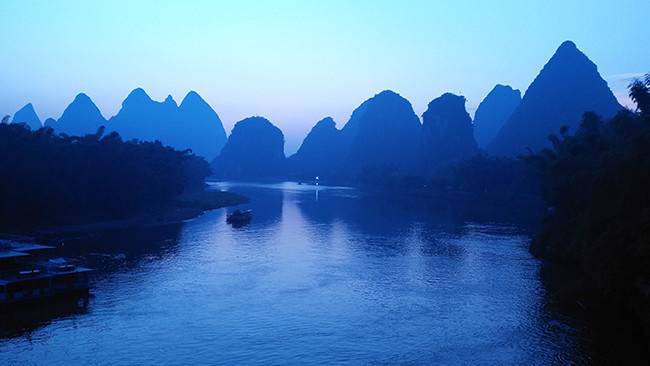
[1,182,590,364]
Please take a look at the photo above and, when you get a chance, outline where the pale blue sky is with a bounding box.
[1,0,648,154]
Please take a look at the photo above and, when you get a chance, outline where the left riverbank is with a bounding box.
[2,190,248,239]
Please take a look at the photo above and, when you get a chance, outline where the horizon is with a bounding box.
[1,1,648,155]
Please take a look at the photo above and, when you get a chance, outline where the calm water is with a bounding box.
[1,182,595,364]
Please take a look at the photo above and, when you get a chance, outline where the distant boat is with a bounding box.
[226,209,252,225]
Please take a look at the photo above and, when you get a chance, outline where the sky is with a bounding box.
[1,0,648,155]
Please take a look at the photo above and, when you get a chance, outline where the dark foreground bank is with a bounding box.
[525,78,650,347]
[0,123,248,236]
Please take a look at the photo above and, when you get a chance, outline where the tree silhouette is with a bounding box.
[0,123,211,227]
[525,75,650,324]
[629,73,650,115]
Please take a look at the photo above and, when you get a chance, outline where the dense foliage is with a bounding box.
[524,74,650,313]
[0,123,211,227]
[357,153,538,196]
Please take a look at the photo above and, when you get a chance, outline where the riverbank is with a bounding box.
[358,185,544,225]
[2,190,248,239]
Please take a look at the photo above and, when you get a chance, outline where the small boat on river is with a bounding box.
[226,209,252,226]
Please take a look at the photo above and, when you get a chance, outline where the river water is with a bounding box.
[0,182,610,364]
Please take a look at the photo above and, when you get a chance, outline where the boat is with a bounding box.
[0,239,92,306]
[226,209,252,225]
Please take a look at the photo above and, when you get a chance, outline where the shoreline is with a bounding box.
[2,190,249,240]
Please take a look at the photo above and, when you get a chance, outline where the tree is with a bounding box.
[629,73,650,116]
[0,122,211,227]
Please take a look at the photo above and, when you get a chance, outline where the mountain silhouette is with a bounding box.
[12,103,42,130]
[340,90,421,172]
[43,118,56,128]
[473,85,521,149]
[108,88,227,160]
[175,91,227,159]
[487,41,623,156]
[211,116,286,179]
[419,93,478,171]
[108,88,173,142]
[288,117,343,178]
[54,93,107,136]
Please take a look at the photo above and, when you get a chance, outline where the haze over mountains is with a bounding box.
[6,40,624,179]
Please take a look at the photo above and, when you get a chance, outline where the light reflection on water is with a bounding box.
[1,182,587,364]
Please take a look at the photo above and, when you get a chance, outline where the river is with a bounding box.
[0,182,618,364]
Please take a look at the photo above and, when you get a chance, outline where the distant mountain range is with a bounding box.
[107,88,227,160]
[7,40,625,177]
[288,90,422,178]
[10,89,227,161]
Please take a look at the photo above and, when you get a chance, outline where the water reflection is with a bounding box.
[219,182,284,227]
[0,297,89,338]
[54,223,186,273]
[0,223,186,339]
[0,182,615,364]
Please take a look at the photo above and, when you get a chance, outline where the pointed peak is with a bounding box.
[163,94,177,105]
[548,40,589,64]
[71,93,99,108]
[557,40,577,52]
[124,88,151,103]
[180,90,208,109]
[363,90,411,108]
[486,40,622,156]
[375,90,401,99]
[13,103,41,129]
[185,90,202,100]
[19,103,35,112]
[313,117,337,130]
[73,92,91,102]
[16,103,37,115]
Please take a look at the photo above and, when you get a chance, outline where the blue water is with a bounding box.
[1,182,588,364]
